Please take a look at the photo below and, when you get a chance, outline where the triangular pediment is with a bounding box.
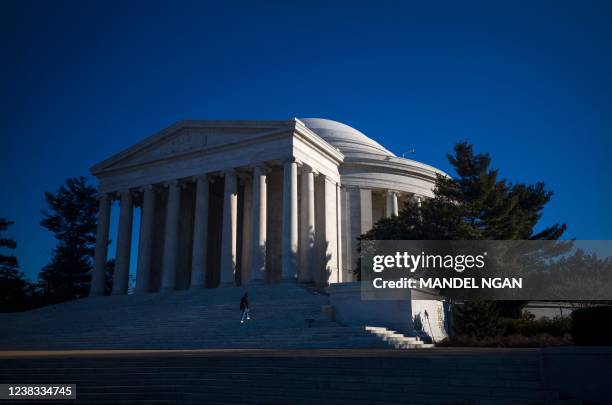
[91,120,295,174]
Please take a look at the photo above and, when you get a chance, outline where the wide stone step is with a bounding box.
[0,372,558,403]
[0,361,541,379]
[0,369,544,388]
[0,383,558,404]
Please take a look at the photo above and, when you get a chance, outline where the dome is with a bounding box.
[300,118,395,158]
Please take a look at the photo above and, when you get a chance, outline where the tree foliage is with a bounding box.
[38,177,98,303]
[452,300,503,338]
[0,218,32,312]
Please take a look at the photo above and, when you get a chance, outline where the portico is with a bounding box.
[89,118,444,295]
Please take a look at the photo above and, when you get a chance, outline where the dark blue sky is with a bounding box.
[2,1,611,280]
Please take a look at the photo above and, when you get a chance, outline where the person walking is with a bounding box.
[240,292,250,323]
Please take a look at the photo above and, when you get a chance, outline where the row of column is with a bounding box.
[89,160,325,296]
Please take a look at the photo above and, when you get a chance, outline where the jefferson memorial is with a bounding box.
[88,118,444,296]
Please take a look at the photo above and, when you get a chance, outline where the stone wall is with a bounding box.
[327,282,448,342]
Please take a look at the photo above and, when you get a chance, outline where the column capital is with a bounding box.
[301,164,314,174]
[251,163,271,173]
[236,170,252,182]
[118,189,134,198]
[138,184,155,192]
[164,179,180,188]
[387,189,400,196]
[223,170,238,194]
[192,174,209,183]
[282,157,299,165]
[349,185,368,191]
[322,175,338,186]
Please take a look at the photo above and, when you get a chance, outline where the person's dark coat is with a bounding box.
[240,293,249,310]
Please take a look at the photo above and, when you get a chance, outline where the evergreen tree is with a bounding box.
[0,218,31,312]
[38,177,98,303]
[437,142,566,240]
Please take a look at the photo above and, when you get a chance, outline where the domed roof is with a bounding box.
[300,118,395,158]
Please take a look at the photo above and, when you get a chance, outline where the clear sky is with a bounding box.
[1,1,611,281]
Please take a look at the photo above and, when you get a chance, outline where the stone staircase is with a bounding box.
[365,326,435,349]
[0,283,392,350]
[0,350,562,404]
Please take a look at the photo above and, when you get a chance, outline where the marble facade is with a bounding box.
[89,118,444,295]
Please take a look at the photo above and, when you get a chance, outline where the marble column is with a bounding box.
[250,165,267,283]
[320,176,340,284]
[359,189,373,231]
[336,182,343,282]
[414,195,424,223]
[386,190,399,217]
[281,160,298,281]
[161,180,181,292]
[349,188,373,279]
[299,165,315,282]
[240,176,253,284]
[220,170,238,286]
[135,186,155,294]
[112,190,134,295]
[190,175,210,289]
[90,194,111,296]
[414,194,423,208]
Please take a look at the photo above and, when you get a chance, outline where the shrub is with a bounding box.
[452,300,503,338]
[447,304,574,346]
[571,306,612,346]
[438,333,571,348]
[494,301,529,318]
[500,316,571,338]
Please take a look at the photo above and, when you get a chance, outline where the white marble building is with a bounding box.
[89,118,444,296]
